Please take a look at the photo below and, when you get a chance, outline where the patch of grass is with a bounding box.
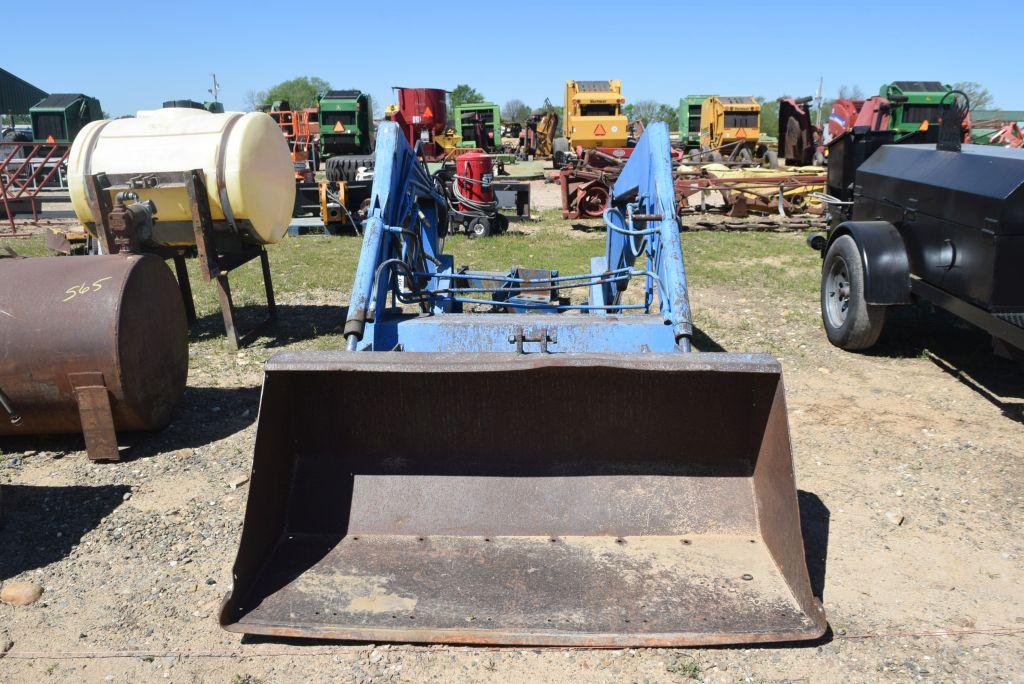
[1,224,820,346]
[681,230,820,297]
[666,654,702,679]
[0,235,49,257]
[231,675,263,684]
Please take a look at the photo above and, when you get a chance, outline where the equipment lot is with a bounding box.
[1,185,1021,681]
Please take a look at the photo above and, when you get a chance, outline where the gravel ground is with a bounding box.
[1,186,1022,682]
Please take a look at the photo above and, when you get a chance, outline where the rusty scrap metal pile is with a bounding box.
[555,150,826,221]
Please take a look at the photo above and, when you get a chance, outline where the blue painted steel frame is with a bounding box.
[344,122,694,353]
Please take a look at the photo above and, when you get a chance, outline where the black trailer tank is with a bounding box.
[853,143,1024,316]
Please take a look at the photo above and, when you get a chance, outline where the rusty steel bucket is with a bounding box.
[221,351,826,646]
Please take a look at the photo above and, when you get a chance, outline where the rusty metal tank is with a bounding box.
[0,254,188,459]
[393,88,448,155]
[396,88,447,133]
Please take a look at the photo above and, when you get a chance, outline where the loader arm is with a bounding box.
[222,121,827,647]
[343,122,694,352]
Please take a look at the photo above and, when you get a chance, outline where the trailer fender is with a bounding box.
[826,221,911,305]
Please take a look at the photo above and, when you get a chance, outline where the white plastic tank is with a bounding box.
[68,108,295,245]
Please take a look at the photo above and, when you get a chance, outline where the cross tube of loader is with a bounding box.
[220,122,827,647]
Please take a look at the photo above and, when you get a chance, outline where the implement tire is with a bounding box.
[821,235,887,350]
[325,155,374,183]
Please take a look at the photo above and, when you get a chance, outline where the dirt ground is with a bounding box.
[1,182,1022,682]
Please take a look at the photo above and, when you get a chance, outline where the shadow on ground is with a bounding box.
[799,490,830,602]
[691,324,727,353]
[570,221,604,234]
[0,386,261,462]
[0,484,129,579]
[868,303,1024,423]
[189,304,346,347]
[134,386,262,458]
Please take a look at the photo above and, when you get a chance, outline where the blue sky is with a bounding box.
[8,1,1019,116]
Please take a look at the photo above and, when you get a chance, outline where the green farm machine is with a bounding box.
[677,95,707,151]
[453,101,501,152]
[29,93,102,143]
[879,81,957,134]
[319,90,374,181]
[828,81,963,143]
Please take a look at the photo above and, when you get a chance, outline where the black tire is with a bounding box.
[821,235,887,350]
[552,137,570,167]
[2,129,32,158]
[468,217,492,238]
[325,155,374,183]
[710,150,724,163]
[737,147,753,163]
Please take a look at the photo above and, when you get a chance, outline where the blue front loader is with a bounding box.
[221,122,827,648]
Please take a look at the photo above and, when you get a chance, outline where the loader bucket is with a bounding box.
[221,351,827,646]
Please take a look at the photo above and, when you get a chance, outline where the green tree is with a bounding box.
[244,89,267,112]
[501,99,531,124]
[758,97,782,137]
[655,103,679,128]
[952,82,993,110]
[449,84,485,113]
[624,100,678,128]
[261,76,331,109]
[837,84,864,100]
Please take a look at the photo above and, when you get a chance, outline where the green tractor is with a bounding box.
[453,102,500,152]
[879,81,956,134]
[319,90,374,182]
[676,95,707,153]
[29,93,102,143]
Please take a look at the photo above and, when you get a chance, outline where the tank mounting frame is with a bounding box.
[82,169,277,349]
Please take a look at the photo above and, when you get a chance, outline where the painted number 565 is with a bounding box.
[63,277,113,302]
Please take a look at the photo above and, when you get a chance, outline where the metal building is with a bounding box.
[0,67,47,122]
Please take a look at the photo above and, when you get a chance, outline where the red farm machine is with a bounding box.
[387,87,449,161]
[778,97,824,166]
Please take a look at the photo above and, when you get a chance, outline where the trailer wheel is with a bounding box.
[468,217,492,238]
[821,235,887,350]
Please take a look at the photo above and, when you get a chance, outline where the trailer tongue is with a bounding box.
[221,122,826,646]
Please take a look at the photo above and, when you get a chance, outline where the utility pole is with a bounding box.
[814,77,824,127]
[208,74,221,103]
